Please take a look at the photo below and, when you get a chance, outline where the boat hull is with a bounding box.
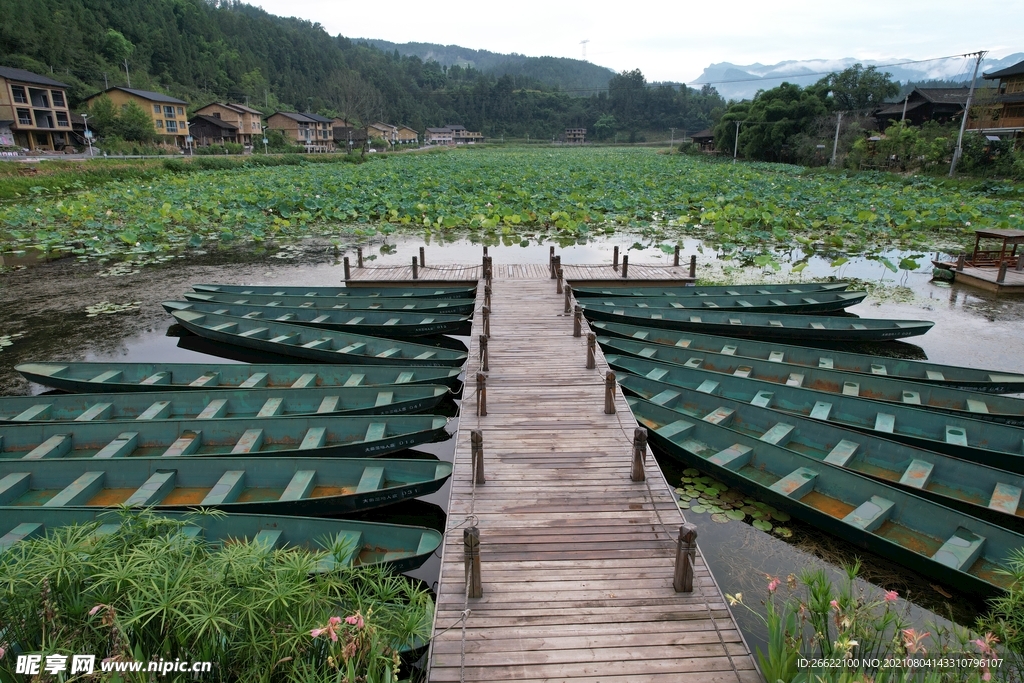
[184,291,475,314]
[573,282,851,297]
[578,291,867,314]
[193,283,476,299]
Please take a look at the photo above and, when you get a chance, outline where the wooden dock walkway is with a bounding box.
[388,269,758,682]
[345,262,695,285]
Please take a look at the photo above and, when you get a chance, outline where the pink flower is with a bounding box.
[767,578,781,594]
[902,628,930,656]
[884,590,898,602]
[345,613,365,629]
[830,599,840,610]
[0,644,5,660]
[310,616,343,642]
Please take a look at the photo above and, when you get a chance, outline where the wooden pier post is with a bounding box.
[604,371,616,414]
[573,305,582,337]
[480,335,489,372]
[484,245,489,257]
[484,284,491,310]
[631,427,647,482]
[471,429,485,485]
[482,305,490,338]
[412,256,419,279]
[674,245,680,267]
[690,254,697,279]
[564,284,572,314]
[549,246,555,276]
[621,255,629,278]
[613,245,619,270]
[586,332,596,369]
[673,523,698,593]
[464,526,482,598]
[476,372,487,416]
[553,255,561,282]
[419,246,425,268]
[998,262,1008,283]
[957,254,966,272]
[1017,256,1024,272]
[357,247,363,268]
[557,266,564,294]
[343,257,350,281]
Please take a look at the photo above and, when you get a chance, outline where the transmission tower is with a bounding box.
[580,39,590,59]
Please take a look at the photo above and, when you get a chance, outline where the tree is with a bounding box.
[115,100,155,142]
[609,69,647,133]
[86,95,119,137]
[816,64,898,112]
[593,114,617,140]
[103,29,133,64]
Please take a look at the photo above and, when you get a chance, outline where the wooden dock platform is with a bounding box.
[352,263,755,682]
[935,262,1024,294]
[345,261,696,285]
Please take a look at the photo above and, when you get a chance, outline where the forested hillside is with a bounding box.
[0,0,724,139]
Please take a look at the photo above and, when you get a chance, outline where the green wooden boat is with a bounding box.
[573,282,851,297]
[593,320,1024,394]
[0,508,442,573]
[629,396,1021,597]
[620,373,1024,532]
[0,385,451,422]
[171,310,469,368]
[184,291,475,315]
[579,302,933,342]
[578,290,867,314]
[0,414,449,461]
[0,456,452,515]
[17,362,463,394]
[606,354,1024,475]
[599,335,1024,426]
[193,283,477,299]
[164,300,471,337]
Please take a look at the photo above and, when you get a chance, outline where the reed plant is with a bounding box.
[0,508,433,682]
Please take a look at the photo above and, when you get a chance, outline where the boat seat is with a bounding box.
[851,324,867,330]
[364,422,387,442]
[238,370,268,387]
[989,483,1022,516]
[786,373,804,387]
[810,402,832,420]
[650,389,680,406]
[24,434,72,460]
[966,400,989,414]
[898,459,934,489]
[413,350,437,360]
[824,440,859,466]
[140,372,170,386]
[317,396,340,414]
[634,331,652,340]
[874,413,895,433]
[945,425,968,446]
[12,404,51,421]
[210,322,238,333]
[818,358,834,369]
[163,431,202,457]
[696,380,719,394]
[842,495,894,531]
[926,371,945,381]
[356,467,385,493]
[933,527,986,570]
[613,309,625,315]
[232,298,252,304]
[201,471,245,505]
[401,304,417,310]
[810,322,826,330]
[842,382,860,396]
[733,366,752,378]
[646,368,669,381]
[395,372,415,384]
[901,391,921,405]
[301,338,331,349]
[45,472,105,507]
[253,530,284,550]
[375,391,394,407]
[683,358,703,369]
[768,351,785,363]
[416,317,435,324]
[770,299,786,306]
[708,444,753,471]
[721,345,738,355]
[269,333,298,344]
[300,427,327,450]
[291,373,318,388]
[0,522,45,552]
[802,297,820,304]
[0,472,31,505]
[343,374,365,387]
[637,346,658,358]
[138,402,171,420]
[737,301,753,308]
[124,470,176,506]
[674,338,691,347]
[231,429,264,454]
[655,419,695,439]
[196,399,229,419]
[280,470,316,501]
[241,311,261,319]
[189,372,219,388]
[238,327,269,339]
[344,317,365,325]
[689,316,702,323]
[703,302,720,308]
[728,318,742,325]
[257,398,284,417]
[769,320,783,327]
[871,364,888,376]
[750,391,773,408]
[90,370,123,384]
[760,423,795,446]
[769,467,819,498]
[702,407,734,425]
[75,403,113,421]
[635,303,650,308]
[311,314,331,323]
[94,432,139,458]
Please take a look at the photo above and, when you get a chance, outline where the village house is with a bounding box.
[0,66,74,151]
[83,86,190,145]
[265,111,334,152]
[970,58,1024,142]
[187,114,238,147]
[874,88,970,129]
[424,124,483,145]
[424,127,453,145]
[193,102,263,146]
[366,122,397,144]
[563,127,586,144]
[690,129,715,152]
[334,124,367,150]
[395,125,419,144]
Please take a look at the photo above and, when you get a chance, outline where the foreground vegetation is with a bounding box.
[0,509,433,682]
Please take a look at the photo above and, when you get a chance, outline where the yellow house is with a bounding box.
[83,86,190,144]
[0,66,73,151]
[194,102,263,146]
[971,59,1024,138]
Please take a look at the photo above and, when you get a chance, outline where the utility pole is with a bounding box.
[732,120,740,162]
[830,111,843,166]
[901,94,909,122]
[950,50,986,177]
[103,72,108,89]
[670,127,675,147]
[123,59,130,88]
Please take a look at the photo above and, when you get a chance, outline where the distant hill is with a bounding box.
[693,53,1024,100]
[361,39,615,92]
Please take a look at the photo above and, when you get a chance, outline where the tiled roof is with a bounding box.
[984,59,1024,80]
[189,114,238,130]
[0,66,69,88]
[95,87,187,104]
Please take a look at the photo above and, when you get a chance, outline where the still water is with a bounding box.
[2,232,1023,659]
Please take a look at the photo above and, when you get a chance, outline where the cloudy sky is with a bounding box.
[254,0,1023,83]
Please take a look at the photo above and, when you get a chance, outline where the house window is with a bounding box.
[155,120,163,129]
[55,111,69,127]
[16,108,31,125]
[154,104,161,113]
[165,120,177,132]
[35,111,54,128]
[177,107,184,115]
[29,88,49,108]
[51,91,65,107]
[164,105,175,117]
[11,86,27,103]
